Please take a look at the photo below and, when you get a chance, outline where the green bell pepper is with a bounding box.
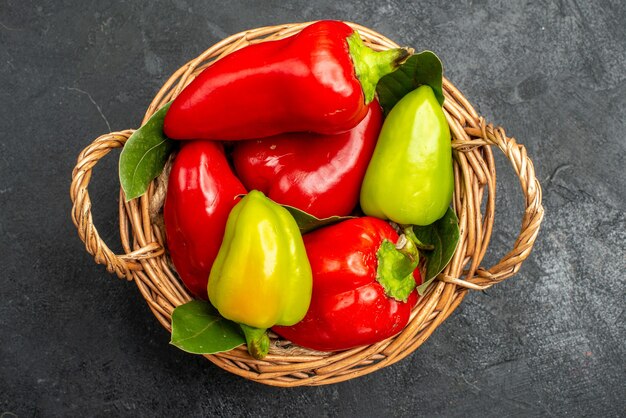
[360,85,453,226]
[208,190,312,359]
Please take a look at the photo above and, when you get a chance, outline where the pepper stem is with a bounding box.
[347,31,412,103]
[376,235,420,302]
[240,324,270,359]
[395,234,420,262]
[403,226,434,251]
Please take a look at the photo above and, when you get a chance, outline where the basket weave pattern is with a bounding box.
[70,22,544,386]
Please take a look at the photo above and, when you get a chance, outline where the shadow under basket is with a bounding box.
[70,21,544,387]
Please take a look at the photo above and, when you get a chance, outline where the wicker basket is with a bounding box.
[70,21,544,387]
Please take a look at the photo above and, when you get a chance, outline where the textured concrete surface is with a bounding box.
[1,0,625,416]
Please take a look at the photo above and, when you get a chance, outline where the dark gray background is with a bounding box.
[1,0,625,416]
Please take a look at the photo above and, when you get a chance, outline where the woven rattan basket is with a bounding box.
[70,21,544,387]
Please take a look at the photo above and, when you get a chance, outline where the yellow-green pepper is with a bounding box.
[208,190,312,359]
[360,85,453,226]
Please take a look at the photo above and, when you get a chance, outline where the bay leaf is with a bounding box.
[119,102,174,201]
[412,207,460,295]
[170,300,244,354]
[376,50,444,114]
[282,204,355,234]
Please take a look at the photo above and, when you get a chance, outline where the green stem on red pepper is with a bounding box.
[376,234,420,302]
[347,32,411,104]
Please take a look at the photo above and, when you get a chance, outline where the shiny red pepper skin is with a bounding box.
[163,21,402,141]
[231,100,383,219]
[163,141,246,299]
[273,217,422,351]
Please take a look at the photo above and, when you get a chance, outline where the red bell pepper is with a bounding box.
[163,141,246,299]
[231,100,383,219]
[163,20,409,141]
[273,217,422,352]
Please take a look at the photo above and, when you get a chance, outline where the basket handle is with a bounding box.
[70,130,163,280]
[444,120,544,290]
